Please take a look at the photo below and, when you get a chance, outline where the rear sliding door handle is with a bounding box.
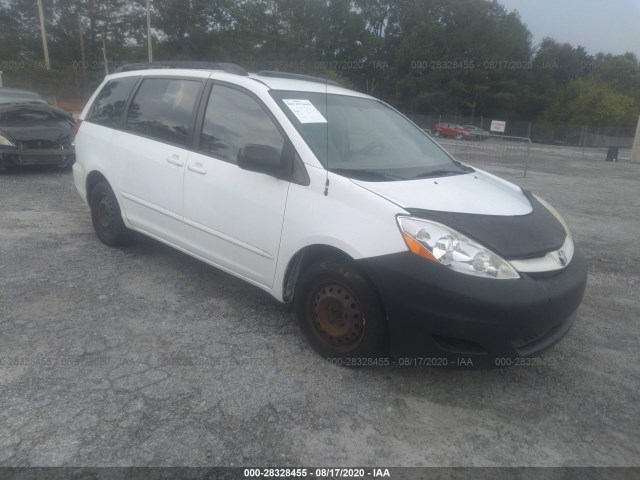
[187,162,207,174]
[166,154,184,166]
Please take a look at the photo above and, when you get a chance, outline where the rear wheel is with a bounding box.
[434,130,441,137]
[455,133,464,140]
[294,259,389,364]
[89,181,134,246]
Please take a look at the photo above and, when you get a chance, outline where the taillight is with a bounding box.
[71,120,82,140]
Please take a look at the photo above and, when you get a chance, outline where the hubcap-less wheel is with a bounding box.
[90,181,134,246]
[434,130,441,137]
[96,196,115,236]
[312,283,365,352]
[294,259,389,362]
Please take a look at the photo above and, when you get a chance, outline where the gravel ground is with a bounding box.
[0,150,639,467]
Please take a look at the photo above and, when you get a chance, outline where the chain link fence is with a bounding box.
[410,113,636,148]
[431,135,532,177]
[1,65,99,113]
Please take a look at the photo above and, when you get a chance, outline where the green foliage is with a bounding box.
[550,78,637,126]
[1,0,638,127]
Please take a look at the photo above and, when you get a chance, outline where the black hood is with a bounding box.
[406,190,567,260]
[0,103,74,144]
[0,102,73,121]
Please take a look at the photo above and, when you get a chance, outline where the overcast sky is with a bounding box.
[498,0,640,57]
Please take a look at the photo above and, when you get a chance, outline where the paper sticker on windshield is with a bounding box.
[283,99,327,124]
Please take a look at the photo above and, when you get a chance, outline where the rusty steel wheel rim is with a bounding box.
[311,283,365,351]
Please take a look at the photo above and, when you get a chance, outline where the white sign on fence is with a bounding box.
[490,120,506,133]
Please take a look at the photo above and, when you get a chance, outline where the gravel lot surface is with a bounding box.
[1,150,639,467]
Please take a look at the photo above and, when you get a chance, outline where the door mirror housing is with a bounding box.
[237,144,286,178]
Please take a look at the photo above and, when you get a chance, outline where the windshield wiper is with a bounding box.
[410,169,466,180]
[332,168,401,181]
[452,159,474,172]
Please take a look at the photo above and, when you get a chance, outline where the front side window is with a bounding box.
[199,85,284,163]
[270,91,470,181]
[87,76,138,127]
[125,78,201,147]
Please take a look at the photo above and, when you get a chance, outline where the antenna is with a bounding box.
[324,77,330,196]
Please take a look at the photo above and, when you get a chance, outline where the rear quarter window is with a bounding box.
[86,76,139,128]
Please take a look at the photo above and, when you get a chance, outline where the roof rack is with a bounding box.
[113,61,249,76]
[256,71,342,87]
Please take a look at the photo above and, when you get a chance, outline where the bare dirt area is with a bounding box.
[0,151,639,467]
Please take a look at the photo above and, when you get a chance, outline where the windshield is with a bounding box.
[270,91,470,181]
[0,91,48,105]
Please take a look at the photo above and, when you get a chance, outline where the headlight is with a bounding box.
[0,131,16,147]
[397,216,520,279]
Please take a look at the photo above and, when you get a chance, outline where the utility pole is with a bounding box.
[78,10,86,66]
[631,116,640,163]
[146,0,153,63]
[36,0,51,70]
[102,38,108,75]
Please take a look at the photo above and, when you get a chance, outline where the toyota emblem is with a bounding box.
[558,249,567,266]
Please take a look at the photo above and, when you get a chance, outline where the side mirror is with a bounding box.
[237,144,285,178]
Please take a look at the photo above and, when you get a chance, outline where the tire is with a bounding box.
[455,133,463,140]
[434,130,441,137]
[89,181,134,247]
[294,258,389,363]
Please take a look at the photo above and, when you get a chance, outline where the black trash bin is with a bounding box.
[606,146,619,162]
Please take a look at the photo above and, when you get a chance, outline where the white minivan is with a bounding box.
[73,62,587,367]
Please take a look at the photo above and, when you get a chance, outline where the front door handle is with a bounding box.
[166,154,184,166]
[188,162,207,174]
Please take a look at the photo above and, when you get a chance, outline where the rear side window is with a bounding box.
[125,78,201,147]
[199,85,284,163]
[86,76,138,127]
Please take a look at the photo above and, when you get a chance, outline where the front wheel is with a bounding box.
[294,259,389,363]
[89,181,134,246]
[455,133,464,140]
[433,130,441,137]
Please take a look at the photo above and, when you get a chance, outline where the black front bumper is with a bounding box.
[358,250,588,367]
[0,145,75,167]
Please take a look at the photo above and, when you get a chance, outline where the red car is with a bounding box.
[431,122,473,140]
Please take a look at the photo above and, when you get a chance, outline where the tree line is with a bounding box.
[1,0,638,127]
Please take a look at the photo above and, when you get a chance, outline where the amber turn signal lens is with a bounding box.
[402,232,437,262]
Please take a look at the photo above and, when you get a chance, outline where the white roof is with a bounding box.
[248,73,372,98]
[104,68,372,99]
